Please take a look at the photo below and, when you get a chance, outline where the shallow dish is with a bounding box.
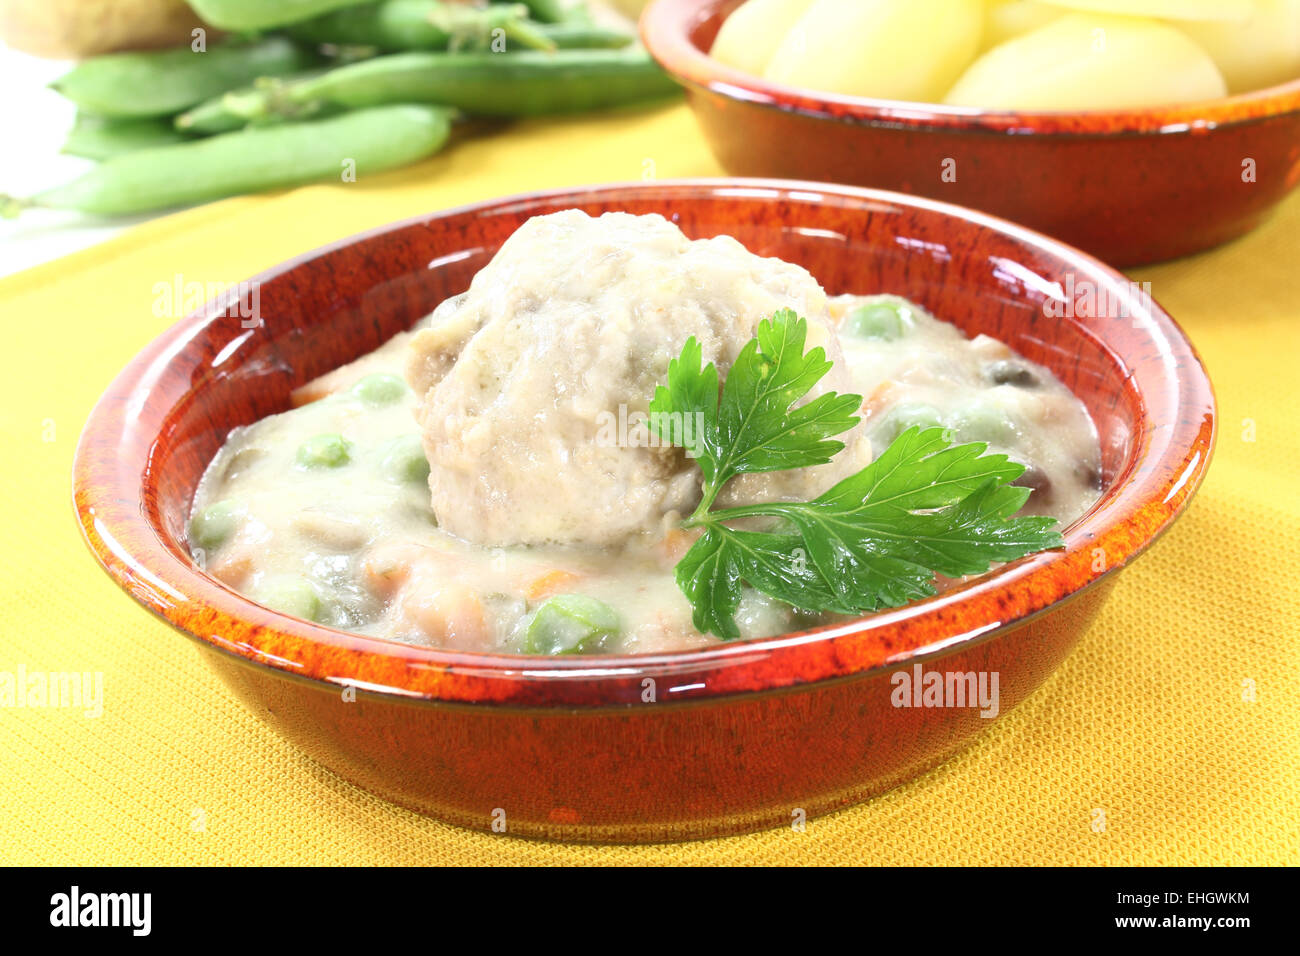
[74,179,1214,842]
[641,0,1300,267]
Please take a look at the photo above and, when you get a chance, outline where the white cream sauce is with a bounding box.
[190,215,1100,655]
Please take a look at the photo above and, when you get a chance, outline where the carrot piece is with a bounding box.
[863,381,899,416]
[360,542,429,599]
[404,588,488,648]
[289,379,338,408]
[525,569,582,601]
[209,547,254,588]
[658,526,701,565]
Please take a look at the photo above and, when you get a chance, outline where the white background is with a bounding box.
[0,44,165,278]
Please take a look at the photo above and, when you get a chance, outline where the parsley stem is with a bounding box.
[701,503,793,522]
[684,492,798,530]
[683,481,723,528]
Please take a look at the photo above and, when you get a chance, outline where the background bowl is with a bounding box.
[74,180,1213,842]
[641,0,1300,267]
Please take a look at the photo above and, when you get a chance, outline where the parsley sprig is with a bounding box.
[648,309,1065,639]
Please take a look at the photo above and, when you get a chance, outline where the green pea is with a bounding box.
[352,373,408,406]
[954,402,1018,445]
[190,499,242,552]
[523,594,621,655]
[844,300,908,341]
[735,588,790,640]
[985,359,1039,389]
[296,433,353,469]
[380,434,431,483]
[253,576,322,622]
[878,403,945,444]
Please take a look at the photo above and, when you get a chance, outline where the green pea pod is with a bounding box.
[289,0,554,52]
[177,94,343,135]
[175,91,270,135]
[176,69,336,134]
[273,48,680,117]
[534,22,634,50]
[51,36,321,119]
[13,104,452,217]
[517,0,566,24]
[187,0,374,31]
[558,0,596,25]
[62,114,192,160]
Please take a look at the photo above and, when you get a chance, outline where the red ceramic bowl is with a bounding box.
[74,180,1214,843]
[642,0,1300,267]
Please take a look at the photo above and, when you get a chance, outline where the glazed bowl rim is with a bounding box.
[641,0,1300,137]
[72,178,1215,707]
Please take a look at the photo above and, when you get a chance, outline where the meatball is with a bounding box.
[406,209,871,548]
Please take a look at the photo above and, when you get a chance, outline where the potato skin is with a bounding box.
[0,0,211,58]
[711,0,817,77]
[945,13,1227,110]
[982,1,1062,52]
[1039,0,1255,20]
[763,0,984,103]
[1178,0,1300,95]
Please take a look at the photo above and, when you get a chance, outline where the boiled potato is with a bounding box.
[711,0,817,76]
[1179,0,1300,93]
[764,0,983,101]
[604,0,653,16]
[983,1,1062,51]
[0,0,208,57]
[1040,0,1255,20]
[944,13,1227,109]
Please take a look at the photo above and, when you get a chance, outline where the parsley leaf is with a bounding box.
[649,309,863,513]
[647,335,720,483]
[652,310,1067,638]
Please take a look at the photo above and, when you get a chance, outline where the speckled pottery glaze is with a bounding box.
[641,0,1300,267]
[74,180,1214,842]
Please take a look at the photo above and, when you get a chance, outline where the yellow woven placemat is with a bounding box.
[1,103,1296,865]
